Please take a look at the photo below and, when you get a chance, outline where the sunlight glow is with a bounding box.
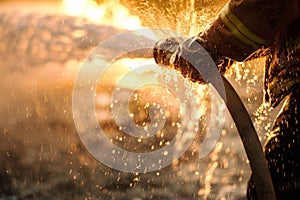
[61,0,142,30]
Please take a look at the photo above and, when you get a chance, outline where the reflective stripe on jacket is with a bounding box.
[200,0,300,62]
[199,0,300,107]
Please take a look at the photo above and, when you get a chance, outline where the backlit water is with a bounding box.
[0,1,282,199]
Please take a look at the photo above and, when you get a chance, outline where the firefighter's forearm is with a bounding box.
[229,0,300,39]
[199,0,300,62]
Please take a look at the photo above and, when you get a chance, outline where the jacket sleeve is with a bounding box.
[199,0,300,63]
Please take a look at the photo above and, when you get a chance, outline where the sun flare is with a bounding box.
[61,0,142,30]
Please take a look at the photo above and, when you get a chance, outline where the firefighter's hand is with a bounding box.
[153,37,183,66]
[154,37,215,83]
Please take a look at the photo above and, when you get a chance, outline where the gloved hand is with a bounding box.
[153,36,232,83]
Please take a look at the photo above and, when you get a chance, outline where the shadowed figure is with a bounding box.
[153,0,300,199]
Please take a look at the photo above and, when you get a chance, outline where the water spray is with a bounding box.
[121,45,276,200]
[73,28,276,199]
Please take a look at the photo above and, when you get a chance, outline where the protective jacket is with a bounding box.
[195,1,300,199]
[153,1,300,199]
[200,0,300,107]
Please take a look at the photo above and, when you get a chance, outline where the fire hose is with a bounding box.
[121,47,276,200]
[0,11,275,199]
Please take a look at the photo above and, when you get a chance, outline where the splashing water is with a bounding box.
[124,0,228,35]
[0,0,282,199]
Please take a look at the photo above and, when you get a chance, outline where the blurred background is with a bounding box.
[0,0,281,199]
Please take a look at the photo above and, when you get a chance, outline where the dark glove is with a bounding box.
[153,36,232,83]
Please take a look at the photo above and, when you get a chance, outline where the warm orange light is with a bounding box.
[61,0,210,123]
[61,0,142,30]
